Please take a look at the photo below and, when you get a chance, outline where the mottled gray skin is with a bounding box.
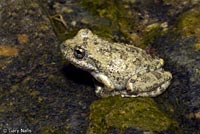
[61,29,172,97]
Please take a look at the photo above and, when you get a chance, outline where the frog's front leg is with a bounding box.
[125,69,172,97]
[94,84,112,97]
[92,72,115,97]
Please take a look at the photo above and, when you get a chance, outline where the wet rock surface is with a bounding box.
[0,0,97,133]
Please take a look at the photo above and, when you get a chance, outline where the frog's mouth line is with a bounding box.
[69,57,98,73]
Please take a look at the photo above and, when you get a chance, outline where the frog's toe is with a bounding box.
[95,85,112,98]
[95,85,103,97]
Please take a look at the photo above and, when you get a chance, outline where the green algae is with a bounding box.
[175,7,200,51]
[142,22,169,47]
[87,96,181,134]
[81,0,125,23]
[81,0,140,44]
[81,0,177,49]
[176,7,200,39]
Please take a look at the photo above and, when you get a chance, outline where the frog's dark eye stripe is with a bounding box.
[74,45,85,59]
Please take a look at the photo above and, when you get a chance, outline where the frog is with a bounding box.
[60,29,172,97]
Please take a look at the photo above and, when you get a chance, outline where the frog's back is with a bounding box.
[90,40,162,73]
[88,39,162,86]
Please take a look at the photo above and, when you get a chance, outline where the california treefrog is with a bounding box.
[61,29,172,97]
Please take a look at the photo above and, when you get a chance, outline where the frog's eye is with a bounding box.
[74,46,85,59]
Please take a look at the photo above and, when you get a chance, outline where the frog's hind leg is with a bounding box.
[125,69,172,97]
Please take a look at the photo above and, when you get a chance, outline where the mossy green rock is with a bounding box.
[176,7,200,40]
[88,96,180,134]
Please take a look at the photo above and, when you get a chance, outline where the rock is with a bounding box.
[87,96,181,134]
[0,0,96,133]
[153,6,200,133]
